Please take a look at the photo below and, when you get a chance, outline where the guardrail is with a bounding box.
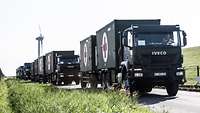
[157,65,200,92]
[178,65,200,91]
[184,65,199,85]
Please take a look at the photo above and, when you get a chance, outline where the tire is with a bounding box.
[102,81,107,89]
[75,80,80,85]
[56,77,61,86]
[102,72,112,89]
[90,77,97,88]
[81,82,87,88]
[139,88,152,94]
[166,81,178,96]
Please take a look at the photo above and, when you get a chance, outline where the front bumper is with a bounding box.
[129,67,186,85]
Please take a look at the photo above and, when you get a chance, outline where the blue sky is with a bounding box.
[0,0,200,76]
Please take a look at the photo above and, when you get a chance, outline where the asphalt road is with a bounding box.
[138,88,200,113]
[56,84,200,113]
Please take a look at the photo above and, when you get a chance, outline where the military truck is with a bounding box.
[120,24,187,96]
[16,66,24,79]
[95,19,186,96]
[45,51,80,85]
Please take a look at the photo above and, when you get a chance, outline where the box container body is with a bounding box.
[45,51,74,74]
[31,62,34,77]
[34,59,38,75]
[80,35,96,72]
[38,56,46,75]
[96,19,160,69]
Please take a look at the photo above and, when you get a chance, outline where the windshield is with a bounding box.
[58,56,79,64]
[134,31,180,46]
[24,64,31,69]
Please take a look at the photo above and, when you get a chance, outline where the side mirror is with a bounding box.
[182,31,187,46]
[122,37,128,46]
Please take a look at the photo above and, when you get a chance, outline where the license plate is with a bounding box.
[67,66,74,68]
[154,72,166,76]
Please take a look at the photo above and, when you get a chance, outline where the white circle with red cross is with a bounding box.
[83,43,88,66]
[101,32,108,63]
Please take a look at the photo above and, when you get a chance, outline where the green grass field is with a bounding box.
[183,46,200,85]
[0,79,152,113]
[0,80,12,113]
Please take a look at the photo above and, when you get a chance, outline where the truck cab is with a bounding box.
[121,25,187,96]
[24,63,31,80]
[56,55,80,85]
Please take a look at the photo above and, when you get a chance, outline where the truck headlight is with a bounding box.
[176,71,183,76]
[58,61,64,64]
[134,73,143,77]
[117,73,122,83]
[134,68,142,71]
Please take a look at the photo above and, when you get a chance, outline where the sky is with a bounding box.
[0,0,200,76]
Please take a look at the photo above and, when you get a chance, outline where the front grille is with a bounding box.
[141,55,176,65]
[151,56,173,64]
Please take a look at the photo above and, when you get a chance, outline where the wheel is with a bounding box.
[166,81,178,96]
[138,87,152,95]
[101,72,112,89]
[75,80,80,85]
[146,87,152,92]
[56,77,62,86]
[90,76,97,88]
[81,82,87,88]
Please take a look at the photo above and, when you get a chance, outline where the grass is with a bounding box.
[4,79,152,113]
[183,46,200,85]
[0,80,13,113]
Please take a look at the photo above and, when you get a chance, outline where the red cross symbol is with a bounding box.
[102,32,108,62]
[102,37,107,58]
[83,43,87,66]
[84,48,87,59]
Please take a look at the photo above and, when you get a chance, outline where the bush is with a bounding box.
[6,79,152,113]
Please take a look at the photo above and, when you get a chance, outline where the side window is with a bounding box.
[127,31,133,47]
[173,31,178,46]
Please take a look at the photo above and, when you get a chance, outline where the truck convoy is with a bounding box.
[80,19,187,96]
[17,19,187,96]
[18,51,80,85]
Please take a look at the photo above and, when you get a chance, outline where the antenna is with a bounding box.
[36,25,44,57]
